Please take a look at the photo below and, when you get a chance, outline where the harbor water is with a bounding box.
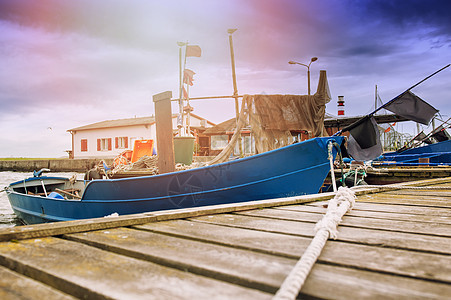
[0,171,84,228]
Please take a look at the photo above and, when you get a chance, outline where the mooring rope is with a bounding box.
[273,186,356,300]
[273,144,450,299]
[328,142,337,192]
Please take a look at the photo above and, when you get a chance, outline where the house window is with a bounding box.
[115,137,128,149]
[211,135,229,150]
[97,138,112,151]
[81,139,88,152]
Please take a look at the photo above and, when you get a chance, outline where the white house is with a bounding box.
[67,113,214,159]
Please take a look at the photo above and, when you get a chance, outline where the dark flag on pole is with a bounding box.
[384,91,438,125]
[431,125,451,142]
[334,64,449,160]
[413,131,433,144]
[346,116,383,161]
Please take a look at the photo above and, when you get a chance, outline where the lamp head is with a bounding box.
[288,61,296,64]
[177,42,186,47]
[311,57,318,62]
[228,29,237,34]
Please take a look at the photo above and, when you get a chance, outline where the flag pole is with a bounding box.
[178,42,189,136]
[335,64,450,136]
[177,42,187,136]
[372,64,450,116]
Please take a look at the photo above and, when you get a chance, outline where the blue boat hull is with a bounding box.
[374,140,451,166]
[7,137,343,224]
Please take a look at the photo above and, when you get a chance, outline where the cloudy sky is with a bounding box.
[0,0,450,157]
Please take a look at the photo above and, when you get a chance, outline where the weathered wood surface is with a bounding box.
[331,166,451,185]
[0,177,450,299]
[153,91,175,174]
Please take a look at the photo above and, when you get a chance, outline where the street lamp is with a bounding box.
[289,57,318,95]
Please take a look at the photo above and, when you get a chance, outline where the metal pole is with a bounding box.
[179,45,183,104]
[171,94,245,102]
[375,85,378,111]
[307,68,311,95]
[177,42,187,136]
[228,29,243,157]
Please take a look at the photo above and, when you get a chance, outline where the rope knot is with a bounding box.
[314,186,355,239]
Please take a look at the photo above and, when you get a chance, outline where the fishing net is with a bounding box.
[247,70,331,153]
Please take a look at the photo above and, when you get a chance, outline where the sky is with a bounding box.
[0,0,450,157]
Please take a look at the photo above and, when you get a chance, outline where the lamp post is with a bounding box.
[288,57,318,95]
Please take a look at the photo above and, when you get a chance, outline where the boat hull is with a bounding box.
[7,137,343,224]
[375,140,451,166]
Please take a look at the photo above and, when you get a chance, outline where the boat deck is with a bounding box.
[0,177,450,299]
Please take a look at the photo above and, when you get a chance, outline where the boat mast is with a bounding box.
[228,29,243,157]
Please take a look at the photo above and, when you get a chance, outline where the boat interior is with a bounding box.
[10,177,86,200]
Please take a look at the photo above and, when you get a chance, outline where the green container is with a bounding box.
[173,136,195,165]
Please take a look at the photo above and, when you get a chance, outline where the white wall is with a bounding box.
[72,125,153,158]
[71,115,210,159]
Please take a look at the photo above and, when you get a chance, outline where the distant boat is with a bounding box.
[374,139,451,166]
[6,137,343,225]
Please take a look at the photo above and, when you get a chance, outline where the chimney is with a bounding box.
[337,96,345,116]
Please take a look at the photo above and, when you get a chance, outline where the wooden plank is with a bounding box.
[303,263,451,299]
[0,266,76,300]
[65,227,451,299]
[236,208,451,236]
[276,204,451,224]
[0,192,334,242]
[64,227,296,294]
[380,190,451,197]
[187,214,451,254]
[307,201,451,217]
[358,195,451,208]
[136,219,313,256]
[136,220,451,283]
[0,237,271,299]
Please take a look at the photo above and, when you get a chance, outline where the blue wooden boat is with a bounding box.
[6,136,343,224]
[373,140,451,166]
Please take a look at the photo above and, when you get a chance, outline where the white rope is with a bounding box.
[273,187,356,300]
[328,142,337,193]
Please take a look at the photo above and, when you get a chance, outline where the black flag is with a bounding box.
[413,131,433,144]
[431,125,451,142]
[384,91,438,125]
[346,116,383,161]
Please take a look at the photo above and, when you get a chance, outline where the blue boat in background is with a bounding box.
[374,140,451,166]
[6,136,343,224]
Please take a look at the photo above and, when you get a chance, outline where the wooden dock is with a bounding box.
[0,177,450,299]
[332,165,451,185]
